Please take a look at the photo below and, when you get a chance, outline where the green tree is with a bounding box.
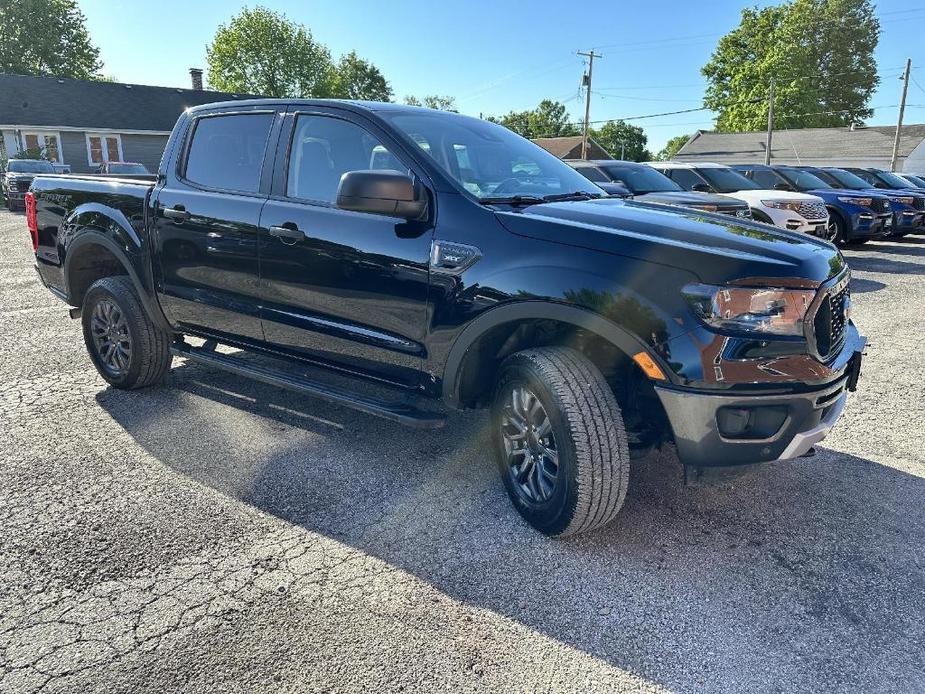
[331,51,392,101]
[0,0,102,79]
[589,120,650,161]
[487,100,579,139]
[206,6,335,97]
[702,0,879,131]
[404,95,457,111]
[654,134,692,161]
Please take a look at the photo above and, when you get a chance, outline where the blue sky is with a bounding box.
[79,0,925,151]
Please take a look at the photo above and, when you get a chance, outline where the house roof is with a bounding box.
[0,73,255,132]
[675,124,925,163]
[532,135,611,159]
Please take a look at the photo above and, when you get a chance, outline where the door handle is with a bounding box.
[163,205,190,221]
[268,224,305,242]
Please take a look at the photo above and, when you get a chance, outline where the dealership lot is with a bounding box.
[0,209,923,692]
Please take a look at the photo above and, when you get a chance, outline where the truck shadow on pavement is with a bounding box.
[97,360,925,693]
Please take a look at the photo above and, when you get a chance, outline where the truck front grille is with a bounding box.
[872,198,890,213]
[913,197,925,210]
[798,200,828,220]
[812,279,850,360]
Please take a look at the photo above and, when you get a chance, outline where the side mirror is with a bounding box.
[691,182,711,193]
[336,170,426,220]
[774,182,793,191]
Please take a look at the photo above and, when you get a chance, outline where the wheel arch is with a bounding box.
[441,301,675,408]
[64,231,169,330]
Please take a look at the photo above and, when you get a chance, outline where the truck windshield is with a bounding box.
[818,169,870,190]
[381,111,603,200]
[8,160,55,174]
[776,167,831,191]
[696,167,761,193]
[108,163,148,174]
[600,164,683,194]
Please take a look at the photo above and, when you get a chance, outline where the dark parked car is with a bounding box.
[896,173,925,189]
[569,160,751,218]
[3,159,55,211]
[25,100,865,536]
[731,164,892,245]
[807,167,925,236]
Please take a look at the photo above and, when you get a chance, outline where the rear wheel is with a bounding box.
[491,347,630,537]
[81,276,172,389]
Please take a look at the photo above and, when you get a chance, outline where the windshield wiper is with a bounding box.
[541,191,604,202]
[478,195,545,206]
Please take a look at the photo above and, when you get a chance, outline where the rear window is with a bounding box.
[109,163,149,174]
[184,113,274,193]
[8,160,55,174]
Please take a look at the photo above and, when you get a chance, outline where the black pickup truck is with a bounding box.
[25,99,866,536]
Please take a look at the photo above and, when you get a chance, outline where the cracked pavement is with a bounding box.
[0,210,923,693]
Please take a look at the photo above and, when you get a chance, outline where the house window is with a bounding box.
[20,131,62,163]
[85,133,123,165]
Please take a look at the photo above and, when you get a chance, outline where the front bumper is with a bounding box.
[655,329,865,468]
[851,210,893,238]
[762,206,829,235]
[891,209,925,233]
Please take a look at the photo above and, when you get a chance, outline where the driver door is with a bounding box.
[256,109,434,388]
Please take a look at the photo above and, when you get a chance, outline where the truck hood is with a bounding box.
[724,189,823,205]
[495,198,844,285]
[806,187,886,199]
[634,191,747,208]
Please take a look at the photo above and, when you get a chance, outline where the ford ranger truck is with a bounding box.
[24,100,866,537]
[731,164,892,245]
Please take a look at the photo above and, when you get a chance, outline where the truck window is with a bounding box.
[575,166,609,183]
[751,169,780,188]
[669,169,705,190]
[286,115,406,203]
[184,113,274,193]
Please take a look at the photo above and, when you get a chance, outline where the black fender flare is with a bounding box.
[441,301,676,407]
[63,230,171,331]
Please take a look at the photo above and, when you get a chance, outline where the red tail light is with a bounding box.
[24,192,38,251]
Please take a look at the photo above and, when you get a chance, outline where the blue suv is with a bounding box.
[732,164,892,245]
[810,167,925,237]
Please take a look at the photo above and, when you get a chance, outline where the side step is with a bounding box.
[171,341,446,429]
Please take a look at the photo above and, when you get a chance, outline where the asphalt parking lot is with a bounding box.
[0,208,923,693]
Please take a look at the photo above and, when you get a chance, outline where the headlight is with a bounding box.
[690,204,718,212]
[682,283,816,336]
[838,196,872,207]
[895,196,914,205]
[760,200,804,211]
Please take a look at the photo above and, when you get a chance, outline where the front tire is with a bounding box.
[81,276,172,389]
[491,347,630,537]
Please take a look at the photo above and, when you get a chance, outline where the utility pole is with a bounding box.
[764,78,775,166]
[890,58,912,172]
[578,50,601,160]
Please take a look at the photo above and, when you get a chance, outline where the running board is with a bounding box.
[171,342,446,429]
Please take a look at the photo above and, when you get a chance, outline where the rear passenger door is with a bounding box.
[152,106,282,342]
[256,108,434,387]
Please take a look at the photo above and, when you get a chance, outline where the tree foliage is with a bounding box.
[331,51,392,101]
[0,0,102,79]
[589,120,651,161]
[486,100,579,139]
[404,95,458,111]
[702,0,879,131]
[654,134,692,161]
[207,6,392,101]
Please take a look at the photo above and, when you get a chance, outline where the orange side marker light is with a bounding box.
[632,352,666,381]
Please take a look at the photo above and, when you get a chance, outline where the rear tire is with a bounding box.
[81,276,172,389]
[491,347,630,537]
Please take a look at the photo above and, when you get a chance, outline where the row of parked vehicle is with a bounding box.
[2,160,150,211]
[569,159,925,246]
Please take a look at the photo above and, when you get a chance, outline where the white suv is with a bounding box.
[648,162,830,236]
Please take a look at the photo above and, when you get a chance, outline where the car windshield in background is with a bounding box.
[601,165,683,194]
[904,174,925,187]
[381,111,603,200]
[820,169,871,190]
[108,163,148,174]
[8,160,55,174]
[873,170,914,189]
[777,167,832,191]
[696,167,761,193]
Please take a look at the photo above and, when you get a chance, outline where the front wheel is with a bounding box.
[491,347,630,537]
[81,276,173,389]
